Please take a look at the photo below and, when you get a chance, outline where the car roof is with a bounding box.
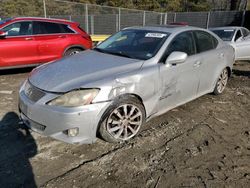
[124,25,206,34]
[11,17,77,25]
[209,26,243,30]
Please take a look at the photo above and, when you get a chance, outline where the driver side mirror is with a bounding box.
[0,30,6,38]
[165,51,187,65]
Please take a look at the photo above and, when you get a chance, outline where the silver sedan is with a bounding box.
[19,26,234,144]
[210,26,250,60]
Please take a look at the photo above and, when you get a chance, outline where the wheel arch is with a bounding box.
[96,93,146,137]
[113,93,146,116]
[63,45,86,56]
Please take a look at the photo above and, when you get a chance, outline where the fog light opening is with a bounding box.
[64,127,79,137]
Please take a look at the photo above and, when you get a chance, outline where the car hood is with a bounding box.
[29,50,144,92]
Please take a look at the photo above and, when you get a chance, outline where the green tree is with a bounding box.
[1,0,43,17]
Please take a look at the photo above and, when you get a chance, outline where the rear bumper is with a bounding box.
[19,89,111,144]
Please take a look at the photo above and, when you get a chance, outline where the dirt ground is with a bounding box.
[0,61,249,188]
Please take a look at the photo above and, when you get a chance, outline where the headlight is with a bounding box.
[47,89,99,107]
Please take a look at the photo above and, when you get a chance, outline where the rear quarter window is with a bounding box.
[242,28,249,37]
[60,24,75,33]
[78,26,86,33]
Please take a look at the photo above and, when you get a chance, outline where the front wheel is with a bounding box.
[213,68,229,95]
[64,48,82,56]
[99,96,145,143]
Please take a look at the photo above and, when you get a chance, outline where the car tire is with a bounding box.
[213,68,229,95]
[99,95,146,143]
[64,48,83,56]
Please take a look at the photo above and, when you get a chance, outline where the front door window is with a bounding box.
[2,22,32,37]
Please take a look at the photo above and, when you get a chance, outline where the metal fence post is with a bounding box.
[143,11,146,26]
[241,10,246,26]
[174,13,177,22]
[90,15,94,34]
[43,0,47,18]
[206,11,210,28]
[164,13,168,25]
[118,8,121,30]
[85,4,89,33]
[160,13,163,25]
[116,14,119,32]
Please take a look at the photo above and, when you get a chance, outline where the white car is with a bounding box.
[19,26,235,144]
[210,27,250,60]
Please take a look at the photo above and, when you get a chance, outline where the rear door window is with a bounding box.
[194,31,217,53]
[33,21,74,35]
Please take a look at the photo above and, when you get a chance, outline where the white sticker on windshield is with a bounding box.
[146,53,153,57]
[145,33,167,38]
[224,30,234,32]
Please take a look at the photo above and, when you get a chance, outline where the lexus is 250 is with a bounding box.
[19,26,234,144]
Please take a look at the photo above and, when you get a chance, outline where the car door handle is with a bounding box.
[25,37,33,41]
[58,35,66,38]
[193,61,202,67]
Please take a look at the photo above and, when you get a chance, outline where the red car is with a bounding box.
[0,17,92,69]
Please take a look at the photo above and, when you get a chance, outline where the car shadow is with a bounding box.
[233,69,250,78]
[0,112,37,188]
[0,67,34,75]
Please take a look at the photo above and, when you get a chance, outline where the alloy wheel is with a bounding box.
[106,104,143,141]
[69,51,80,56]
[217,69,228,93]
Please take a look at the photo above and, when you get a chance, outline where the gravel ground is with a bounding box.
[0,62,249,188]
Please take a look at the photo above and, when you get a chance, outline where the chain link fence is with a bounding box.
[0,0,247,35]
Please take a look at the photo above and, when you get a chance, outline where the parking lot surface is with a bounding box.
[0,62,249,188]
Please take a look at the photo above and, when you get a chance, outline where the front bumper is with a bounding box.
[19,87,111,144]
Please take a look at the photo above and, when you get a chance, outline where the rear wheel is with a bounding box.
[213,68,229,95]
[99,96,145,143]
[64,48,83,56]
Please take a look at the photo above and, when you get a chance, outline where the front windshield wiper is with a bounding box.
[93,48,134,59]
[104,50,134,59]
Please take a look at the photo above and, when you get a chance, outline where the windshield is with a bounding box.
[95,29,169,60]
[211,29,235,41]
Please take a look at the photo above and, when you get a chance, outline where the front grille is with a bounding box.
[24,81,45,102]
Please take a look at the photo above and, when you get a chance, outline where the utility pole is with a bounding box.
[43,0,47,18]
